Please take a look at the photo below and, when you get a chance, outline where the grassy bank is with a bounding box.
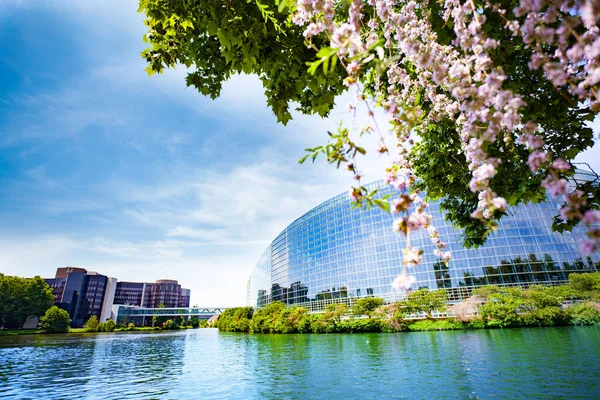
[215,272,600,334]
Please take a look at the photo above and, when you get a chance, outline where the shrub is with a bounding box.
[298,313,315,333]
[519,306,567,327]
[566,303,600,326]
[83,315,100,332]
[38,306,71,333]
[408,319,464,331]
[273,306,309,333]
[477,292,523,328]
[466,318,486,330]
[336,319,383,333]
[402,289,448,318]
[214,307,254,332]
[161,319,181,330]
[352,298,384,318]
[251,302,286,333]
[98,320,116,332]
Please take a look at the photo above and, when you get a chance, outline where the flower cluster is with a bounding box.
[293,0,600,290]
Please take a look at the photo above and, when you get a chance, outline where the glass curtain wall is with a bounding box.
[248,177,599,310]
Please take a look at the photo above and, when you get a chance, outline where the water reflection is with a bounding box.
[0,328,599,399]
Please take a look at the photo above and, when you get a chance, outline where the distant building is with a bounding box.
[45,267,111,327]
[45,267,190,327]
[113,279,190,308]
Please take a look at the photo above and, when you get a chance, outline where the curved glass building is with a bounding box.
[248,173,599,310]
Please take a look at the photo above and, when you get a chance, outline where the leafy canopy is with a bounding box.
[139,0,599,249]
[139,0,346,125]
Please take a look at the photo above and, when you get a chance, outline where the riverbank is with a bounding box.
[216,272,600,334]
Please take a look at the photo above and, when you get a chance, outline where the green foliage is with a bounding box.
[152,304,170,326]
[565,303,600,326]
[352,298,384,318]
[407,319,465,331]
[335,318,384,333]
[98,320,116,332]
[402,289,448,317]
[38,306,71,333]
[475,283,591,327]
[273,306,309,333]
[0,274,55,328]
[214,306,254,332]
[138,0,599,246]
[189,316,200,328]
[138,0,346,125]
[466,318,487,330]
[568,272,600,293]
[162,319,174,330]
[311,304,350,333]
[251,301,286,333]
[83,315,100,332]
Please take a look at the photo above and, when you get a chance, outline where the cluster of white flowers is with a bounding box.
[294,0,600,287]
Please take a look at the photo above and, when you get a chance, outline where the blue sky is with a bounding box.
[1,1,598,306]
[0,0,366,306]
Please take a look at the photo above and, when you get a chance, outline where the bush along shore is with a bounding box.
[215,272,600,334]
[0,313,212,336]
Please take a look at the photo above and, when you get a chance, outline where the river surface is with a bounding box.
[0,327,599,399]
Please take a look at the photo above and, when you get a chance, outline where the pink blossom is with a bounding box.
[402,247,423,267]
[392,273,416,291]
[552,158,571,172]
[542,176,567,197]
[582,210,600,225]
[579,239,596,256]
[528,151,549,171]
[491,197,507,211]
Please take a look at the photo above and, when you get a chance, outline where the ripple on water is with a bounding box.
[0,327,599,399]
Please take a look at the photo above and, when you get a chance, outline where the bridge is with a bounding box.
[110,305,227,323]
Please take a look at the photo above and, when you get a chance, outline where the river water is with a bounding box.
[0,327,599,399]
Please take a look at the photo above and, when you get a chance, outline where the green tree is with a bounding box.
[214,307,254,332]
[0,274,21,327]
[20,276,55,326]
[352,298,384,318]
[0,274,54,328]
[38,306,71,333]
[98,320,116,332]
[403,289,448,318]
[138,0,345,125]
[251,301,286,333]
[568,272,600,293]
[83,315,100,332]
[189,316,200,328]
[152,303,169,327]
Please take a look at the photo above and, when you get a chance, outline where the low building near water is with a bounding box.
[45,267,190,327]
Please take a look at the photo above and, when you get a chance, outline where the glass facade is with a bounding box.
[248,176,599,311]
